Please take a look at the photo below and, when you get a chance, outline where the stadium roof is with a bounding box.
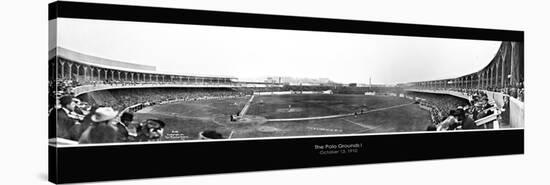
[53,47,156,71]
[49,47,237,79]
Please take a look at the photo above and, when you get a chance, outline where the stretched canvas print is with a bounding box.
[48,1,524,183]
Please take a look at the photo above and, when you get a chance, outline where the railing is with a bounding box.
[474,108,501,129]
[120,103,145,114]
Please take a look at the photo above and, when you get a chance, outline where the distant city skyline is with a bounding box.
[53,18,502,84]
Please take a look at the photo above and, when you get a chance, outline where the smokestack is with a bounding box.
[369,77,372,87]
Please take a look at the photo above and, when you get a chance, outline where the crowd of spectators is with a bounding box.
[408,91,500,131]
[49,79,80,97]
[49,78,243,109]
[407,92,470,123]
[55,77,234,88]
[49,95,172,144]
[107,88,246,112]
[49,87,248,144]
[50,76,246,108]
[499,84,524,102]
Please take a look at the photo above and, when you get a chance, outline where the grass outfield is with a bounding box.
[248,94,412,119]
[133,94,432,141]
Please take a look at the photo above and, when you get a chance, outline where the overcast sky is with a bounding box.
[54,18,501,84]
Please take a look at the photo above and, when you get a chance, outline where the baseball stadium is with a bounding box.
[48,41,524,145]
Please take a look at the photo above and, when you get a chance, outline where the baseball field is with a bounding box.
[133,94,432,141]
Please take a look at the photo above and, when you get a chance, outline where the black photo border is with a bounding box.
[48,1,524,184]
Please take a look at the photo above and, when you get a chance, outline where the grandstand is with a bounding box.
[401,41,524,129]
[49,47,239,97]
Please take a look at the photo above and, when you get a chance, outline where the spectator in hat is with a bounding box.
[437,110,458,131]
[456,108,477,130]
[472,103,483,120]
[114,112,133,142]
[49,95,78,140]
[78,107,119,144]
[136,119,166,142]
[70,106,100,141]
[72,98,85,115]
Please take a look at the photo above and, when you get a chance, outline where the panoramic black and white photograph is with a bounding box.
[48,17,524,146]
